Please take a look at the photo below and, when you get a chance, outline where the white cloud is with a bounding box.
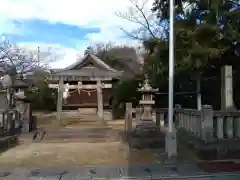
[0,0,144,27]
[0,0,155,67]
[17,42,84,68]
[0,0,155,40]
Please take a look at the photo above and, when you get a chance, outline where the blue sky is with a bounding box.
[3,19,101,48]
[0,0,153,68]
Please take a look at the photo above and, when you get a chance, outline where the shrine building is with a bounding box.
[48,50,123,122]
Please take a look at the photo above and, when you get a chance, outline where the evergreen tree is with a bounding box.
[143,0,240,108]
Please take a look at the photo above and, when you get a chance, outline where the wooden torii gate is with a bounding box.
[49,80,112,125]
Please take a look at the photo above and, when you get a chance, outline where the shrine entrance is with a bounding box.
[66,88,98,108]
[79,89,98,106]
[48,50,122,125]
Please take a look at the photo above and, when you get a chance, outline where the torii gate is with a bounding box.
[49,80,112,125]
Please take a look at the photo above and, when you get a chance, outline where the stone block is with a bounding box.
[201,105,214,142]
[126,121,165,149]
[103,110,113,121]
[78,108,97,114]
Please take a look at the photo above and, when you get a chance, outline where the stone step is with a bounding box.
[78,108,97,114]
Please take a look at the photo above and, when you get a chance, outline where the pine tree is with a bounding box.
[144,0,240,86]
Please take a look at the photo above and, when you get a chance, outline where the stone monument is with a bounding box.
[127,76,165,149]
[221,65,235,111]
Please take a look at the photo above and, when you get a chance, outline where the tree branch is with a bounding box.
[115,0,163,41]
[0,39,55,77]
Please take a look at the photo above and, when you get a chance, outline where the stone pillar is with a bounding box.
[20,103,31,132]
[0,91,8,110]
[217,117,224,139]
[221,65,233,110]
[201,105,214,142]
[56,76,63,125]
[135,107,141,126]
[97,80,104,125]
[226,116,233,138]
[196,75,202,110]
[175,104,181,127]
[125,102,132,133]
[160,113,165,127]
[196,115,201,137]
[235,117,240,138]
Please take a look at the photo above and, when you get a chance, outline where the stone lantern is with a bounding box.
[138,77,158,123]
[126,75,165,149]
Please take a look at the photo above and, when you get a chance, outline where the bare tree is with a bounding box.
[115,0,166,41]
[83,43,143,78]
[90,42,114,59]
[0,40,55,78]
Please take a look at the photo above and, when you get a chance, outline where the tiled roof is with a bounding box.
[51,52,122,78]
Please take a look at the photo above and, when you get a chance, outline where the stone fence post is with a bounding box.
[201,105,214,142]
[175,104,181,127]
[125,102,133,133]
[135,106,141,126]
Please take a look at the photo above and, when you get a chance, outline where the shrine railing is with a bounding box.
[130,104,240,142]
[175,105,240,142]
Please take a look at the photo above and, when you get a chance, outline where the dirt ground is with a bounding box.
[0,141,163,168]
[0,117,165,168]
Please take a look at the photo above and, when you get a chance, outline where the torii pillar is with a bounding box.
[56,76,63,125]
[97,80,105,125]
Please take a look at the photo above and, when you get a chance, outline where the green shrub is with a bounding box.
[25,82,57,111]
[112,79,142,119]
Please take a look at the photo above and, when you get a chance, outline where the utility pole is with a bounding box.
[168,0,175,134]
[166,0,177,159]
